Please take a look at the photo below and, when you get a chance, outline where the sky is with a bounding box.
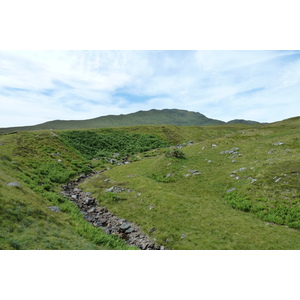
[1,50,300,127]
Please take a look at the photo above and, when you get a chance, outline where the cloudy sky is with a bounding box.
[1,50,300,127]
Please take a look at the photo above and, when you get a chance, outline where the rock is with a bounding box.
[74,188,82,193]
[120,223,131,231]
[114,186,125,193]
[160,246,165,250]
[106,186,115,193]
[85,192,92,196]
[85,197,94,205]
[7,182,21,187]
[125,228,135,234]
[48,206,60,213]
[87,207,95,213]
[71,195,78,200]
[227,188,236,193]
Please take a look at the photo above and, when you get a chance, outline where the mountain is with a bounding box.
[0,109,260,133]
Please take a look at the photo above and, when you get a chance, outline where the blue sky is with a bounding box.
[1,50,300,127]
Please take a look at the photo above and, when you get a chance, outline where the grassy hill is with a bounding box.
[0,109,260,133]
[1,116,299,249]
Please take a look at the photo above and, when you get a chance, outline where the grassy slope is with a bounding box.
[79,120,300,249]
[0,131,135,250]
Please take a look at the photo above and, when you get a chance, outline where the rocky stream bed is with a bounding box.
[61,171,164,250]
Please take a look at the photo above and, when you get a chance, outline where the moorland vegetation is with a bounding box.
[1,116,300,249]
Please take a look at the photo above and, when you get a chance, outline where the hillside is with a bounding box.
[1,117,300,249]
[0,109,260,133]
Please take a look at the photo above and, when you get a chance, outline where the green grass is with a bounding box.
[79,118,300,249]
[1,118,300,249]
[0,130,135,250]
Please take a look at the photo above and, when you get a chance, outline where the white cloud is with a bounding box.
[0,50,300,127]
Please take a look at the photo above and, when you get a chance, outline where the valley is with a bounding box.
[1,117,300,249]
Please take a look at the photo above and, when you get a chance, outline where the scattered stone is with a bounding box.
[125,228,134,234]
[274,142,284,146]
[120,223,131,231]
[227,188,236,193]
[87,207,96,213]
[85,192,92,196]
[56,152,61,156]
[167,163,172,166]
[268,149,275,154]
[7,182,21,187]
[251,179,257,183]
[184,174,191,177]
[166,173,172,178]
[239,167,247,172]
[211,144,217,147]
[61,171,163,250]
[275,177,282,183]
[202,147,205,150]
[149,205,154,210]
[57,159,62,162]
[48,206,61,213]
[106,186,115,193]
[71,195,78,200]
[181,233,187,239]
[0,143,4,146]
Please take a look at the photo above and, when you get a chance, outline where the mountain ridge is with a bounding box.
[0,108,261,133]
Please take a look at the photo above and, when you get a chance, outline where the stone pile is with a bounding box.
[61,172,162,250]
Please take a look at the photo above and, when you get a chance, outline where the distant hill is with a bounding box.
[0,109,260,133]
